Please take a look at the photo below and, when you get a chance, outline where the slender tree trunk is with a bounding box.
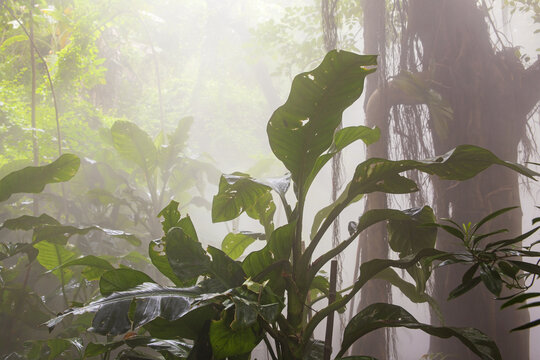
[30,0,39,215]
[350,1,390,358]
[404,1,540,358]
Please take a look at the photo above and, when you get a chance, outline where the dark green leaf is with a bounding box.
[166,227,211,281]
[0,154,80,202]
[212,173,272,223]
[158,200,181,233]
[149,238,184,287]
[267,50,376,190]
[448,276,482,300]
[207,246,246,288]
[511,319,540,332]
[388,206,436,256]
[242,223,294,294]
[46,283,202,335]
[0,213,59,230]
[209,312,260,359]
[345,145,538,202]
[479,264,502,296]
[100,268,155,296]
[501,292,540,309]
[472,207,519,233]
[338,303,501,360]
[508,260,540,276]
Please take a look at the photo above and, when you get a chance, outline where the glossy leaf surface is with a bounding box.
[0,154,80,202]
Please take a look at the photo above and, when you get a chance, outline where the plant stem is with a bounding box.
[323,259,338,360]
[263,335,278,360]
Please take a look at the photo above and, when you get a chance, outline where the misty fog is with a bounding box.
[0,1,539,359]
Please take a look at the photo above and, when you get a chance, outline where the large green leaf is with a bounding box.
[209,311,260,359]
[267,50,376,191]
[34,240,78,281]
[52,255,114,281]
[212,173,273,223]
[166,227,211,281]
[0,213,59,230]
[348,145,537,200]
[388,207,437,292]
[157,200,181,233]
[149,238,184,286]
[8,221,139,250]
[99,268,155,296]
[84,336,192,359]
[374,268,441,320]
[242,223,294,295]
[111,121,158,174]
[46,282,202,335]
[0,154,80,202]
[221,232,264,260]
[24,338,83,360]
[337,303,501,360]
[207,246,246,288]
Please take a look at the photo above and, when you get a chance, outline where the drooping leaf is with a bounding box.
[267,50,376,192]
[30,224,140,246]
[0,213,59,230]
[345,145,538,202]
[111,121,158,174]
[52,255,115,281]
[0,154,80,202]
[479,264,503,296]
[374,268,441,319]
[448,276,482,300]
[46,283,202,335]
[99,268,155,296]
[501,292,540,309]
[337,303,501,360]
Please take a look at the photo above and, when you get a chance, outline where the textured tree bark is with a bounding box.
[350,1,389,358]
[404,1,539,358]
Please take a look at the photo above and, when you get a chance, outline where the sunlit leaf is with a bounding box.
[0,154,80,202]
[222,232,264,260]
[111,121,158,174]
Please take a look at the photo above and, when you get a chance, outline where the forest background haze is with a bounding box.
[0,0,539,359]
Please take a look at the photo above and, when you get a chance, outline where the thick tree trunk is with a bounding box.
[351,1,390,358]
[405,1,540,358]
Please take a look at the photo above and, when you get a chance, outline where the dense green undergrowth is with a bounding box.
[1,51,540,360]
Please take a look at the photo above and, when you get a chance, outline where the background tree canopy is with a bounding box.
[0,0,539,359]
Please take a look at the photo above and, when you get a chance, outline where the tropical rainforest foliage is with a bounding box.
[1,1,539,360]
[1,49,539,360]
